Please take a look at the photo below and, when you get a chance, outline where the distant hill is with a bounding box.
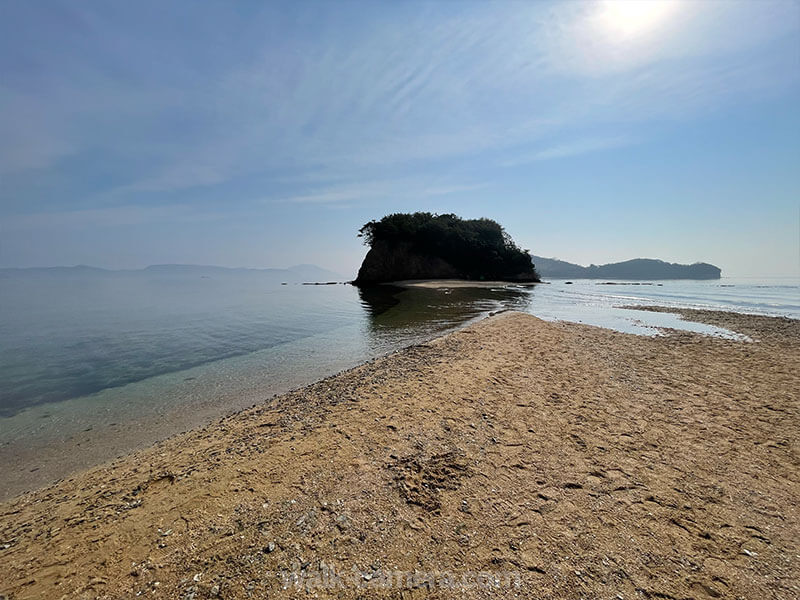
[531,256,721,280]
[0,265,112,278]
[286,264,344,281]
[354,212,540,285]
[0,264,344,282]
[0,265,113,279]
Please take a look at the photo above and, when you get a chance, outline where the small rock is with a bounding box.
[335,514,352,530]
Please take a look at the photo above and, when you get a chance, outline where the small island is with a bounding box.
[354,212,540,285]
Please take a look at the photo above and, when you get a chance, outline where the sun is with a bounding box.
[598,0,679,38]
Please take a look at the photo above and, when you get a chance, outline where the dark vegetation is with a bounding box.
[355,212,539,284]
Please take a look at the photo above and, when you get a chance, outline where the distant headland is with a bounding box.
[354,213,540,285]
[532,256,721,280]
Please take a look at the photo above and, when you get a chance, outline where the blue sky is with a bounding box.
[1,0,799,277]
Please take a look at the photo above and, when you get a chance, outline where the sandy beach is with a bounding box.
[1,309,798,599]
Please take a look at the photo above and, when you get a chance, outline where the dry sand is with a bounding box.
[0,309,798,599]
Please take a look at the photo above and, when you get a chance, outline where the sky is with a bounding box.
[1,0,799,278]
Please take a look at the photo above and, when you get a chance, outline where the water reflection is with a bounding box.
[356,283,533,350]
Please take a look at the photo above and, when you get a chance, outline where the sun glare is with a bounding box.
[599,0,678,38]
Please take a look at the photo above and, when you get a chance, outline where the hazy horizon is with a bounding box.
[2,1,799,277]
[5,259,800,282]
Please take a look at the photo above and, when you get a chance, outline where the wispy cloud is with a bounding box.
[4,1,797,192]
[272,179,489,206]
[1,204,195,231]
[121,1,796,192]
[276,189,377,205]
[421,183,490,197]
[500,137,636,166]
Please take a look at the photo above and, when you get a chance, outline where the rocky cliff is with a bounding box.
[356,239,539,285]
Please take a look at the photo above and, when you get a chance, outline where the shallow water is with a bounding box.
[0,272,797,498]
[521,277,799,337]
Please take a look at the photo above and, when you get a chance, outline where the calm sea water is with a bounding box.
[0,272,797,497]
[529,277,800,335]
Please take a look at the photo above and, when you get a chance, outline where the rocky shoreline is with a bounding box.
[1,309,798,599]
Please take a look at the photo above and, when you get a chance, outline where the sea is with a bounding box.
[0,270,798,499]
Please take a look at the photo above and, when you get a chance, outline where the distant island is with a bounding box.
[354,212,540,285]
[0,263,344,282]
[531,256,721,280]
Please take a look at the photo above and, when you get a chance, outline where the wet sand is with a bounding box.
[394,279,538,288]
[0,309,798,599]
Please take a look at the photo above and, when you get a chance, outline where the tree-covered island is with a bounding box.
[354,212,540,285]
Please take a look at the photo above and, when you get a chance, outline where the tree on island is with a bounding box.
[355,212,540,285]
